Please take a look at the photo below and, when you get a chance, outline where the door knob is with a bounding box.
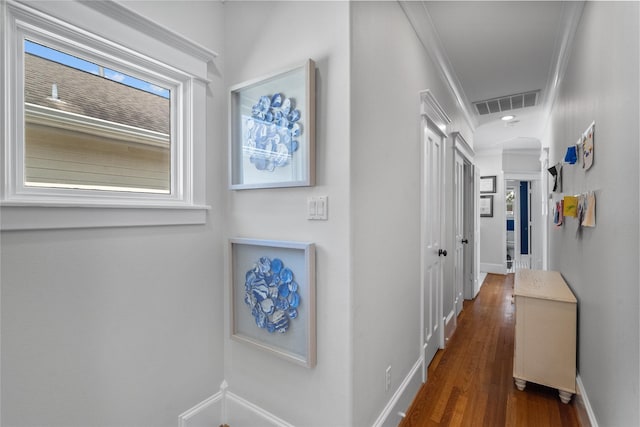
[438,249,448,257]
[461,239,469,244]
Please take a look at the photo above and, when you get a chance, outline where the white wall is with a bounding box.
[0,2,226,425]
[475,152,505,273]
[502,150,541,173]
[545,2,639,425]
[223,2,352,426]
[350,2,472,425]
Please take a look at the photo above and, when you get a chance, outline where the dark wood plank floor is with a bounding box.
[399,273,582,427]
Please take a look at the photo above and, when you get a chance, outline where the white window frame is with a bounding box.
[1,0,216,230]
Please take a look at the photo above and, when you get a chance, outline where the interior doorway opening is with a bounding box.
[506,179,533,272]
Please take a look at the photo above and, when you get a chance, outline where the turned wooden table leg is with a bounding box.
[514,378,526,391]
[558,390,573,404]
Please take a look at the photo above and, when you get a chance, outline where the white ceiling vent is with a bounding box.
[473,90,539,115]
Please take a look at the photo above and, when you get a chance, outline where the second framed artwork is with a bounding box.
[480,195,494,217]
[479,175,496,193]
[229,59,316,190]
[229,238,316,368]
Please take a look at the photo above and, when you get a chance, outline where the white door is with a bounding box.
[453,151,464,316]
[464,164,477,299]
[421,119,445,381]
[473,168,481,296]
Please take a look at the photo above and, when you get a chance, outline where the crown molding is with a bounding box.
[541,1,585,121]
[399,0,477,132]
[452,131,474,162]
[420,89,451,135]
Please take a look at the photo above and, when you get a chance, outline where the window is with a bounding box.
[1,0,216,229]
[24,40,172,194]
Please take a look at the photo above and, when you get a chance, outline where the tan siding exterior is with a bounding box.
[26,124,170,191]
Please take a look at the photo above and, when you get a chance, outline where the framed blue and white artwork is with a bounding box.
[229,59,316,190]
[229,238,316,367]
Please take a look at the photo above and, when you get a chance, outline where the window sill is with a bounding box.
[0,202,210,230]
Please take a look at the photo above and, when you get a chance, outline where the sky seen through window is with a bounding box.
[24,40,171,99]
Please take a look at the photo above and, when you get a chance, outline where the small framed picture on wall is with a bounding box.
[228,59,316,190]
[480,195,494,217]
[480,175,496,193]
[229,238,317,368]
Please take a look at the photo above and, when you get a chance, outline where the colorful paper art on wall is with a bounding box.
[580,191,596,228]
[244,256,301,334]
[552,121,596,232]
[556,192,596,231]
[553,199,564,226]
[563,195,579,217]
[547,162,563,192]
[244,93,302,172]
[564,145,578,164]
[582,123,595,170]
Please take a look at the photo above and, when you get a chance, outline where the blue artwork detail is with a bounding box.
[243,92,302,172]
[244,257,301,333]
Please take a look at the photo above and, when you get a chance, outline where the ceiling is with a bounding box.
[400,1,584,153]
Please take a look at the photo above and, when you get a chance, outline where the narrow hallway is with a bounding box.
[400,274,581,426]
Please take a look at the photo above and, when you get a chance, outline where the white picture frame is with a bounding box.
[229,59,316,190]
[229,238,316,368]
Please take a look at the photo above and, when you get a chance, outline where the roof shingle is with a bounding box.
[25,53,170,134]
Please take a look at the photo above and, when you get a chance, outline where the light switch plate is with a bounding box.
[307,196,328,220]
[316,196,327,220]
[307,197,317,219]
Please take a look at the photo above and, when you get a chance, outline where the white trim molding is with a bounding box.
[451,131,474,163]
[420,89,452,135]
[444,309,457,345]
[1,0,212,229]
[83,0,218,65]
[399,1,476,132]
[504,172,541,182]
[178,384,224,427]
[179,380,296,427]
[576,374,599,427]
[372,356,424,427]
[225,391,295,427]
[481,262,507,275]
[0,204,209,231]
[540,1,585,118]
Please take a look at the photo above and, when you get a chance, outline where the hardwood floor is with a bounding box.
[399,273,581,427]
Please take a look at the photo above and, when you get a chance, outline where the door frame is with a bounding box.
[453,150,465,319]
[504,172,541,271]
[452,132,477,300]
[419,90,450,382]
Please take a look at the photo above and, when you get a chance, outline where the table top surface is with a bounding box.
[514,270,577,303]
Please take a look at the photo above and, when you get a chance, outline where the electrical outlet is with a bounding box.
[385,365,391,392]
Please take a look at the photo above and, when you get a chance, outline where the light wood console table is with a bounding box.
[513,269,577,403]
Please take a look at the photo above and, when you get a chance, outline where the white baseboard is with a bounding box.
[372,356,423,427]
[481,262,507,275]
[225,391,294,427]
[182,363,424,427]
[478,272,487,286]
[179,380,294,427]
[178,388,223,427]
[576,374,598,427]
[444,309,456,344]
[474,274,486,298]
